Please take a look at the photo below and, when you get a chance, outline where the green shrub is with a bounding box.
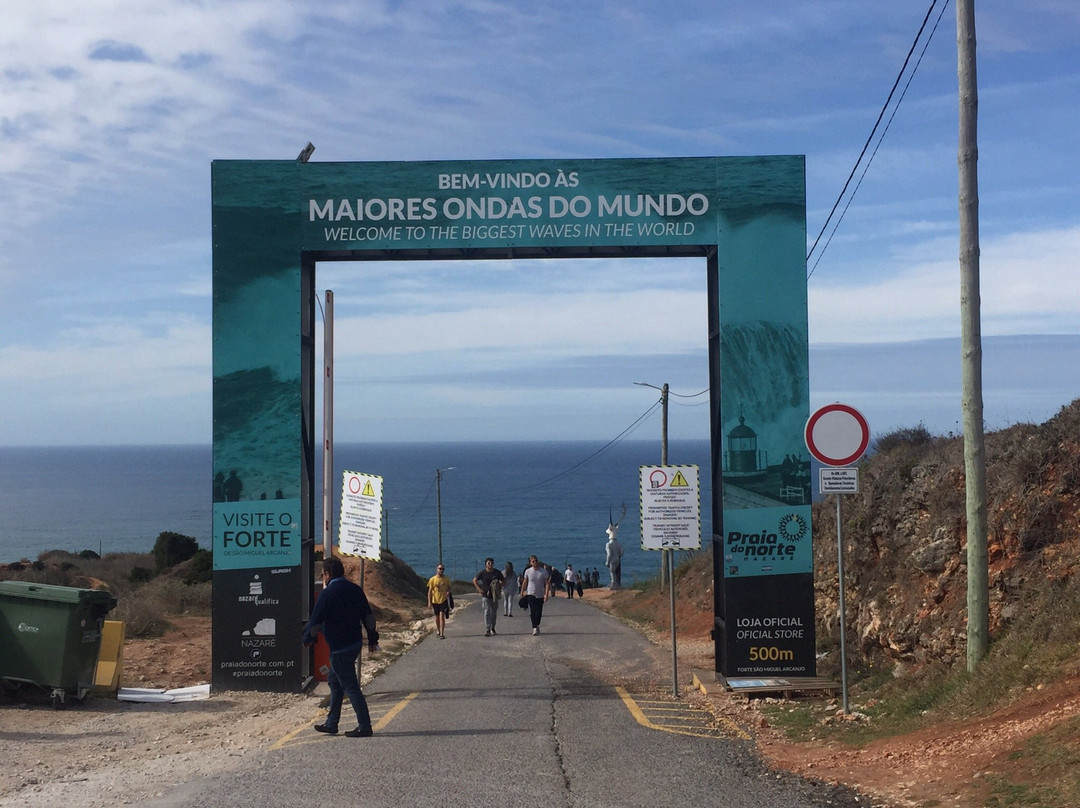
[152,531,199,571]
[183,549,213,585]
[129,566,155,584]
[112,576,212,638]
[871,423,935,454]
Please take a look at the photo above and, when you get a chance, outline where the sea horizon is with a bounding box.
[0,439,714,583]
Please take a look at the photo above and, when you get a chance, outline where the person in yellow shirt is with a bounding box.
[427,564,452,639]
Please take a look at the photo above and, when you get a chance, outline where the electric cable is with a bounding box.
[808,0,950,279]
[806,0,948,278]
[508,400,663,493]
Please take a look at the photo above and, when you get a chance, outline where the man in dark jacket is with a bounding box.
[301,556,378,737]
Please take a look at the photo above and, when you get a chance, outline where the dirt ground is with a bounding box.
[4,582,1079,808]
[585,587,1080,808]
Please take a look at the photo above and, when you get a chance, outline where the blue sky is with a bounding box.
[1,1,1078,446]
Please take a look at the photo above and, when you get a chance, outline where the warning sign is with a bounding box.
[639,465,701,551]
[338,471,383,560]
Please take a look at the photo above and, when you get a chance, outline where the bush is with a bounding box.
[112,577,212,638]
[871,423,935,454]
[153,532,200,571]
[129,566,155,584]
[183,549,213,585]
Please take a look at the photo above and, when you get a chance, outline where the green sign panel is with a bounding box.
[212,155,814,690]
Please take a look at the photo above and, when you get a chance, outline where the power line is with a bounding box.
[509,400,663,493]
[393,399,665,522]
[669,387,709,399]
[806,0,948,279]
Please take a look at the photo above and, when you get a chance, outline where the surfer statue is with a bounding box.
[605,505,625,589]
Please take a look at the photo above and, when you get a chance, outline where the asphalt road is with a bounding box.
[148,595,867,808]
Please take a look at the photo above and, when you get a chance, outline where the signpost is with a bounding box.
[640,464,701,697]
[805,403,870,714]
[338,471,383,561]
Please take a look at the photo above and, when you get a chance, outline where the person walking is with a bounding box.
[563,564,579,599]
[301,556,378,738]
[472,557,504,637]
[501,561,518,616]
[548,564,563,596]
[427,563,452,639]
[521,555,551,636]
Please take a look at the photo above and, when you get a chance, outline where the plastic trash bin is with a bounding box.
[0,580,117,707]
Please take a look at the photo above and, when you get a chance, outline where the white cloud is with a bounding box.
[331,287,706,359]
[0,2,1078,443]
[810,225,1080,343]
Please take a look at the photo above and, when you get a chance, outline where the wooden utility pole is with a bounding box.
[957,0,988,670]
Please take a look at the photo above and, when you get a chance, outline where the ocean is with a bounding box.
[0,440,713,584]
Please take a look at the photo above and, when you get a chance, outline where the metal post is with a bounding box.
[635,380,679,696]
[660,385,679,698]
[836,494,849,713]
[436,469,443,568]
[321,291,334,560]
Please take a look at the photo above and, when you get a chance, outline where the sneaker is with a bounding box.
[313,723,338,735]
[532,628,539,636]
[484,629,492,637]
[344,727,373,738]
[490,627,497,635]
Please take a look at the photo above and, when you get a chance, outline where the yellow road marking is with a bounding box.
[615,686,750,740]
[270,691,420,750]
[373,690,419,731]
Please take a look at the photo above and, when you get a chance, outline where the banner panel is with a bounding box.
[721,505,812,578]
[211,566,304,691]
[213,500,302,570]
[300,158,723,251]
[724,573,816,677]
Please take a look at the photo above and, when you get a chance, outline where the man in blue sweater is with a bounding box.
[301,556,378,737]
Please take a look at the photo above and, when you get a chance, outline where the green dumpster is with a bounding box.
[0,580,117,707]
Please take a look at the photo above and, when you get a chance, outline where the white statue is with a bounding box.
[605,505,625,589]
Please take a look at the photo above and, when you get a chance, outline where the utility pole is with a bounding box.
[637,382,679,697]
[436,467,455,568]
[321,290,334,561]
[957,0,988,670]
[436,469,444,568]
[636,382,670,587]
[660,384,670,590]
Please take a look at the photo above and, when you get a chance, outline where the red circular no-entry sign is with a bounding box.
[805,403,870,467]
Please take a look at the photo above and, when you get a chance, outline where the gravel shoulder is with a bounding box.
[0,619,423,807]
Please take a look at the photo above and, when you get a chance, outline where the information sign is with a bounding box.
[639,465,701,550]
[819,467,859,494]
[338,471,383,560]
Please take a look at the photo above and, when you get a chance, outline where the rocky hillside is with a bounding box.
[812,398,1080,675]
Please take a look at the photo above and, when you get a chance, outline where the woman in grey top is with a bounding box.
[501,561,518,616]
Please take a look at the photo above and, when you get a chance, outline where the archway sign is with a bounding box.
[211,156,813,691]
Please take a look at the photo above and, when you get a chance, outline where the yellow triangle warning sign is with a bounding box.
[670,470,689,487]
[361,480,375,497]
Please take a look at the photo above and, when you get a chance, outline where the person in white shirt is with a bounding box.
[520,555,551,635]
[563,564,579,599]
